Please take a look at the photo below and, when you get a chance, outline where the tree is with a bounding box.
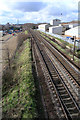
[32,26,36,29]
[6,48,11,69]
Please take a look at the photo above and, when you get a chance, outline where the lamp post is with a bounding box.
[73,36,76,61]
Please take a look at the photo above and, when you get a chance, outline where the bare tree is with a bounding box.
[6,48,11,69]
[17,32,30,49]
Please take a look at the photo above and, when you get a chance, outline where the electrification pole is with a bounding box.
[73,36,76,61]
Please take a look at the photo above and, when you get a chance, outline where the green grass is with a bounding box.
[40,34,66,53]
[3,39,38,119]
[40,31,73,48]
[40,32,80,63]
[25,30,28,35]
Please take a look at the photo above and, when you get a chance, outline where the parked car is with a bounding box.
[12,33,15,36]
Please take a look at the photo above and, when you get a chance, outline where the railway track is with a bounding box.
[34,30,80,89]
[34,30,80,103]
[29,29,80,119]
[39,31,80,71]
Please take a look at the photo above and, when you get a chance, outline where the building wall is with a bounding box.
[49,26,63,35]
[38,24,50,31]
[53,20,61,26]
[60,24,69,31]
[63,24,69,29]
[69,23,78,28]
[50,19,61,26]
[65,26,79,38]
[50,20,53,25]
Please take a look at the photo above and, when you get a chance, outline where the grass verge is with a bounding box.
[40,32,79,63]
[2,39,38,119]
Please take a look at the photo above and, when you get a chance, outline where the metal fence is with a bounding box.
[38,29,80,47]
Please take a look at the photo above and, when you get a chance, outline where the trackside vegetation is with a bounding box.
[2,39,40,119]
[40,32,79,63]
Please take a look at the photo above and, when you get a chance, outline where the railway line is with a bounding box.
[34,30,80,104]
[34,30,80,88]
[28,28,80,119]
[39,31,80,64]
[38,31,80,70]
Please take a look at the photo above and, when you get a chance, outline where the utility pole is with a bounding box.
[17,19,19,25]
[61,13,62,21]
[73,36,76,61]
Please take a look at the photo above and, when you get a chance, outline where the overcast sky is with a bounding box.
[0,0,79,24]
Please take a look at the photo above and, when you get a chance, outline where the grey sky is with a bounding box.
[0,0,79,24]
[13,2,47,12]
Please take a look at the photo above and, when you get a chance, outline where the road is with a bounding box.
[0,33,18,72]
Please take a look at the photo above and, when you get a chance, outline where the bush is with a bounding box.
[17,32,30,48]
[76,51,80,58]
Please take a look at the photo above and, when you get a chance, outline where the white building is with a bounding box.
[0,31,2,37]
[49,26,63,35]
[59,24,69,32]
[69,23,78,28]
[50,19,61,26]
[65,26,80,39]
[38,24,50,31]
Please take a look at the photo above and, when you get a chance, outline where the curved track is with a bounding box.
[35,30,80,87]
[28,29,80,120]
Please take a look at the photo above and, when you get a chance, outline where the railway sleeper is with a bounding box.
[60,114,65,118]
[51,73,58,76]
[56,84,63,87]
[66,103,78,108]
[60,93,68,97]
[53,78,59,82]
[67,107,77,111]
[69,109,79,114]
[54,81,61,84]
[60,95,70,99]
[57,86,64,90]
[62,97,71,101]
[51,74,58,78]
[59,90,66,93]
[70,113,79,118]
[50,71,57,74]
[65,102,74,105]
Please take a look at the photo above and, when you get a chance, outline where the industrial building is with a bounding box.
[59,24,69,32]
[49,26,63,35]
[69,23,78,28]
[61,21,78,29]
[38,24,50,31]
[50,19,61,26]
[65,26,80,39]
